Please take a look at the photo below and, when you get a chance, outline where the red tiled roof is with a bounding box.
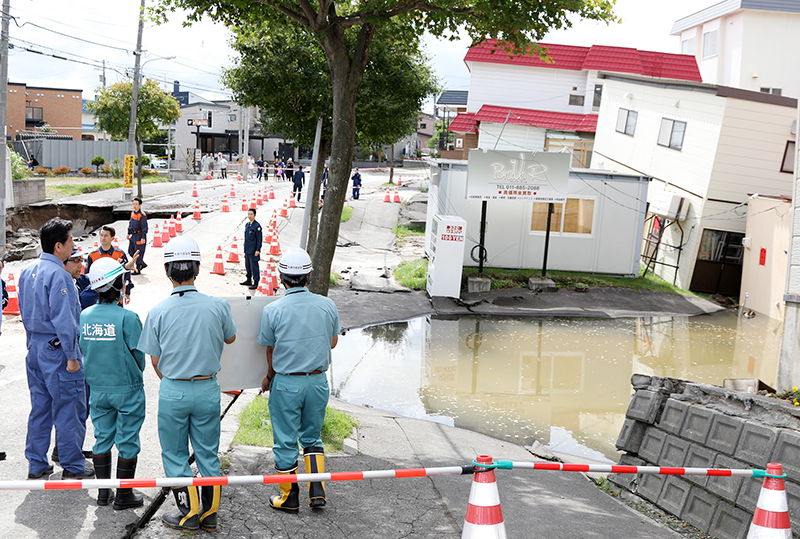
[470,105,598,133]
[447,112,478,134]
[465,40,702,82]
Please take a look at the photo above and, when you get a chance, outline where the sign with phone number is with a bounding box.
[467,150,569,203]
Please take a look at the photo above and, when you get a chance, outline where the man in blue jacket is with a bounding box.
[239,209,262,290]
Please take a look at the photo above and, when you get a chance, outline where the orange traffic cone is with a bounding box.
[462,455,506,539]
[2,273,21,315]
[227,237,241,263]
[175,213,183,233]
[169,216,177,237]
[397,175,402,187]
[266,261,279,291]
[393,186,401,203]
[289,196,297,208]
[384,188,391,203]
[748,463,792,538]
[236,170,242,182]
[270,231,281,256]
[192,200,202,220]
[113,237,119,248]
[192,183,198,197]
[257,270,268,295]
[230,185,236,198]
[78,246,86,274]
[279,199,288,218]
[222,196,230,212]
[210,246,226,275]
[93,239,99,250]
[206,171,212,181]
[263,226,272,246]
[249,194,257,211]
[161,222,171,244]
[268,185,275,200]
[256,190,263,206]
[152,224,163,247]
[241,196,248,211]
[270,210,277,229]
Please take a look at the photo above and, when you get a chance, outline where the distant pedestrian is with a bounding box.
[256,157,264,181]
[274,157,281,179]
[219,154,228,179]
[240,209,262,290]
[277,159,285,181]
[28,154,39,171]
[127,198,148,274]
[321,165,329,201]
[285,158,294,186]
[292,165,305,202]
[351,169,362,200]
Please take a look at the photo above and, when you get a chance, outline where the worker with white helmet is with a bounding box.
[79,258,146,509]
[257,247,340,512]
[137,236,237,533]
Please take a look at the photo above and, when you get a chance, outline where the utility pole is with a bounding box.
[0,0,9,257]
[126,0,145,200]
[243,107,250,181]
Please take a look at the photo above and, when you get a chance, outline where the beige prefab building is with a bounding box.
[740,196,792,320]
[590,73,797,295]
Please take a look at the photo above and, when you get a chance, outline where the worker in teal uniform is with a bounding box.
[80,258,146,509]
[18,218,94,480]
[257,247,340,512]
[138,236,237,533]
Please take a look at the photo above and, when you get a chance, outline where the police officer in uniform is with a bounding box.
[127,197,148,274]
[138,236,237,532]
[18,218,94,480]
[258,248,340,511]
[239,209,262,290]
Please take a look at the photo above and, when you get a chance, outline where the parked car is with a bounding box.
[151,158,168,170]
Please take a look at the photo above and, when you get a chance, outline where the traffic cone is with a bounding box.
[206,171,212,181]
[269,185,275,200]
[384,188,391,203]
[236,171,242,182]
[270,231,281,256]
[241,196,248,211]
[210,246,226,275]
[256,189,263,206]
[747,463,792,538]
[398,175,402,187]
[270,210,277,229]
[250,194,257,211]
[393,186,401,203]
[257,270,268,295]
[222,196,230,212]
[161,222,170,244]
[93,239,99,250]
[230,185,236,198]
[152,224,163,248]
[2,273,20,315]
[169,216,177,237]
[113,237,119,248]
[192,183,198,198]
[462,455,506,539]
[175,213,183,233]
[192,200,202,220]
[289,196,297,209]
[279,199,288,218]
[78,246,86,274]
[227,237,241,263]
[269,262,279,291]
[263,226,272,246]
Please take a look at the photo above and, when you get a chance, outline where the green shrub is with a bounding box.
[10,150,29,180]
[109,158,123,178]
[394,258,428,289]
[91,156,105,174]
[341,206,353,223]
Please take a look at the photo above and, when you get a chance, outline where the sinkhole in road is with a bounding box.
[331,310,781,462]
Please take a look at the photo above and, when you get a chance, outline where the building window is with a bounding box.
[25,106,43,122]
[420,123,427,129]
[592,84,603,109]
[781,141,796,173]
[228,114,236,122]
[681,38,695,55]
[702,30,718,58]
[657,118,686,150]
[569,94,585,106]
[615,108,638,136]
[760,87,782,96]
[531,199,594,234]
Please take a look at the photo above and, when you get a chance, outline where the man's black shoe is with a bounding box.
[248,284,258,290]
[62,463,95,480]
[27,464,54,479]
[140,262,148,270]
[240,280,252,286]
[0,451,6,460]
[83,450,93,458]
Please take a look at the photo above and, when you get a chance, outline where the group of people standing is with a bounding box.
[13,203,340,533]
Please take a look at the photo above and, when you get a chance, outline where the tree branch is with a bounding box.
[338,1,473,28]
[250,0,310,26]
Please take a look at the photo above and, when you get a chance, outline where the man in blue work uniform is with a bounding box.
[239,208,262,290]
[258,247,340,512]
[127,197,148,274]
[18,218,94,480]
[86,226,135,303]
[138,236,237,533]
[351,168,362,200]
[81,258,146,509]
[292,165,305,202]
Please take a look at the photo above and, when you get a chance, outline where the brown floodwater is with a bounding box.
[330,310,782,462]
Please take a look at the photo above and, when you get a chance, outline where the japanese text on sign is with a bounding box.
[466,150,569,203]
[441,224,464,242]
[124,155,134,188]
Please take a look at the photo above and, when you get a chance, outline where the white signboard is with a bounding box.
[217,295,279,392]
[466,150,570,203]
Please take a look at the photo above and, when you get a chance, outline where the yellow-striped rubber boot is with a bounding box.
[199,485,221,532]
[304,446,326,508]
[162,486,200,533]
[269,465,299,513]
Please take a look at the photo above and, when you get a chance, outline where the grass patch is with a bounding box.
[46,175,169,199]
[341,206,353,223]
[330,272,342,286]
[394,258,428,289]
[220,455,232,473]
[392,223,425,244]
[232,398,359,454]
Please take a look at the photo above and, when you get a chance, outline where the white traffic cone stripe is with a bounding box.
[462,521,507,538]
[756,489,789,512]
[747,523,792,538]
[468,482,501,506]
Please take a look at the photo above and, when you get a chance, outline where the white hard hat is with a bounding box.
[164,236,201,263]
[278,247,312,276]
[88,257,125,292]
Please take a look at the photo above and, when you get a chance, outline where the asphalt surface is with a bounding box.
[0,162,718,537]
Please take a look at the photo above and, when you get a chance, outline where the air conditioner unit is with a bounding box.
[650,191,689,221]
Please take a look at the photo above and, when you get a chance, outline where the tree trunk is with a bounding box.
[307,138,330,259]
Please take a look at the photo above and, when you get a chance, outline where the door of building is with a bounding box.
[689,229,744,296]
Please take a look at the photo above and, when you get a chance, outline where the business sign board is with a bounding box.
[466,150,570,203]
[188,118,209,126]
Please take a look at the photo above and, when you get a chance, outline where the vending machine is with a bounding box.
[426,214,467,298]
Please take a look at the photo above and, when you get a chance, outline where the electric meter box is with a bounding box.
[426,214,467,298]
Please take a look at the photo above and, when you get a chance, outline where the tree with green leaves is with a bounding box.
[154,0,616,295]
[222,20,438,256]
[86,78,181,197]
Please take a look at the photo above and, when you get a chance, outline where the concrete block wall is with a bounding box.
[611,375,800,539]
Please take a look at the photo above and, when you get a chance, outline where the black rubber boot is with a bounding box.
[304,446,326,508]
[199,485,221,532]
[162,486,200,532]
[93,452,113,506]
[113,457,144,510]
[269,464,299,513]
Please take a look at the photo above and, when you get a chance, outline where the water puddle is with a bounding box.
[330,311,782,462]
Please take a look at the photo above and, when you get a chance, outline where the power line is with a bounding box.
[15,20,133,53]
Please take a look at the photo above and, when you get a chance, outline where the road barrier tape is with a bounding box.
[481,460,787,478]
[1,465,475,491]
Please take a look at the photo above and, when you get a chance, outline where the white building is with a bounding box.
[671,0,800,97]
[591,73,797,294]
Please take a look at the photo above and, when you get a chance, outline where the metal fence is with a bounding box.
[13,139,128,172]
